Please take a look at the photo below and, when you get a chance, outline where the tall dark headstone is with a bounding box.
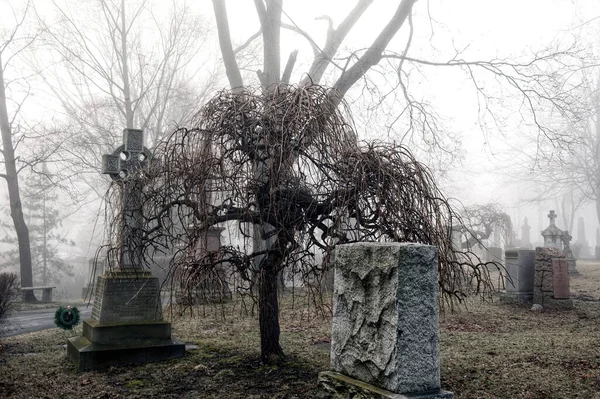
[67,129,185,370]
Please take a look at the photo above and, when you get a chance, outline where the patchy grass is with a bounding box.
[2,261,600,398]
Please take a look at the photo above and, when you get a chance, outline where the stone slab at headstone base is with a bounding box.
[67,271,185,371]
[317,371,454,399]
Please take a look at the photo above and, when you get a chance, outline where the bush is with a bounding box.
[0,272,18,325]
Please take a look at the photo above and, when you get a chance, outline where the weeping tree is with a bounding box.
[102,84,493,362]
[460,204,513,249]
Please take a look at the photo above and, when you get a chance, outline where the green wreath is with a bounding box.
[54,305,81,330]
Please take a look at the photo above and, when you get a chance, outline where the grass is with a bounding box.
[1,261,600,398]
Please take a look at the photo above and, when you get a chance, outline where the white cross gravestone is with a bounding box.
[67,128,184,371]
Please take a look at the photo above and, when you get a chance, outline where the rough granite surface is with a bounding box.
[330,242,441,395]
[533,247,572,308]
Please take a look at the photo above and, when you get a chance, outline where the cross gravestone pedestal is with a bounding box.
[67,129,185,371]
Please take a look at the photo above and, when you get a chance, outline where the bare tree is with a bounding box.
[99,85,495,363]
[0,0,42,302]
[33,0,219,203]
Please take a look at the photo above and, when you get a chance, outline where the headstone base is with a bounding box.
[534,293,573,310]
[499,291,532,305]
[67,319,185,371]
[317,371,454,399]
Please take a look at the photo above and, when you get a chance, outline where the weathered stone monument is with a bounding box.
[533,247,572,309]
[318,242,453,399]
[67,129,185,370]
[500,249,535,304]
[521,217,532,249]
[541,210,563,249]
[561,231,579,276]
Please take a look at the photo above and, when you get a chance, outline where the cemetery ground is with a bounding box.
[1,263,600,398]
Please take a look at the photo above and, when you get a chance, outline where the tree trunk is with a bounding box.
[258,248,284,363]
[0,54,36,302]
[120,0,134,128]
[259,268,284,363]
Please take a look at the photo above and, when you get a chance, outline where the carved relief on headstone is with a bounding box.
[319,243,454,398]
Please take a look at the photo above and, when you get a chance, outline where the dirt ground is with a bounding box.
[1,260,600,398]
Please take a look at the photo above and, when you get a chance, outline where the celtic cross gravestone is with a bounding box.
[102,128,152,271]
[67,128,184,371]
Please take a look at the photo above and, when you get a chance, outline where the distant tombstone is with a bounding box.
[541,210,563,249]
[178,226,232,304]
[561,231,579,276]
[574,217,589,258]
[81,255,107,299]
[486,246,503,271]
[451,226,463,251]
[500,249,535,304]
[521,217,532,248]
[533,247,572,309]
[319,243,454,398]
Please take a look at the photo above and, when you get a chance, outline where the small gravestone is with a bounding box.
[561,231,579,276]
[318,242,453,399]
[533,247,572,309]
[67,129,185,371]
[552,258,569,299]
[500,249,534,304]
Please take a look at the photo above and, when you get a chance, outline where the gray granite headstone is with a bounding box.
[500,249,534,304]
[319,242,453,398]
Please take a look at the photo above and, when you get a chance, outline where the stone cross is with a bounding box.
[547,210,557,226]
[102,129,152,270]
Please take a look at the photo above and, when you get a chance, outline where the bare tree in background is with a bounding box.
[33,0,220,202]
[0,0,44,302]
